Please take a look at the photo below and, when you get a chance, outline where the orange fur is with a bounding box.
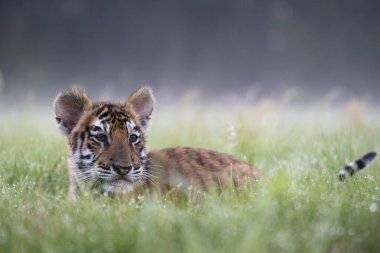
[148,147,259,192]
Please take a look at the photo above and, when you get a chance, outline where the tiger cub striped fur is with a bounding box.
[338,151,377,181]
[54,87,259,198]
[54,87,377,198]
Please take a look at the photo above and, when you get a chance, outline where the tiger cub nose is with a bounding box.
[113,164,133,175]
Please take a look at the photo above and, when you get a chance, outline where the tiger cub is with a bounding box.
[54,87,377,198]
[54,87,260,198]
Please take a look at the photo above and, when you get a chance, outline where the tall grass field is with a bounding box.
[0,99,379,253]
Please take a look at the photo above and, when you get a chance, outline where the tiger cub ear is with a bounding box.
[54,87,92,135]
[126,86,155,130]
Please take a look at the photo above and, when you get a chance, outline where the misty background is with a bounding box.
[0,0,380,107]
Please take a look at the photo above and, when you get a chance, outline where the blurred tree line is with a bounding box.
[0,0,379,104]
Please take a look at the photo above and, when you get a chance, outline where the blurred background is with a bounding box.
[0,0,379,107]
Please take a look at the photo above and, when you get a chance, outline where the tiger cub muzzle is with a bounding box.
[95,131,144,181]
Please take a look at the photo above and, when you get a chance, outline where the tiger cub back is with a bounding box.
[148,147,259,192]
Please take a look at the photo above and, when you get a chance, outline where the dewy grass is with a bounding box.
[0,104,379,253]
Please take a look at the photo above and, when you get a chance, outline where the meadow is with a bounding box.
[0,97,379,253]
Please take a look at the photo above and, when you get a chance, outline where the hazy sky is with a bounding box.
[0,0,379,105]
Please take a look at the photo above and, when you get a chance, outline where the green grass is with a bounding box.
[0,103,380,253]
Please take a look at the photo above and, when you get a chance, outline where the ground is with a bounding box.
[0,100,379,253]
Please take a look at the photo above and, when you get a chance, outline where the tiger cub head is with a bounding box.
[54,86,154,194]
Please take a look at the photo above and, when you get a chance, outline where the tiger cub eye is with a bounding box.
[95,134,107,142]
[129,134,138,143]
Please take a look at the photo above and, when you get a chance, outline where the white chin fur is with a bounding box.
[101,179,135,194]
